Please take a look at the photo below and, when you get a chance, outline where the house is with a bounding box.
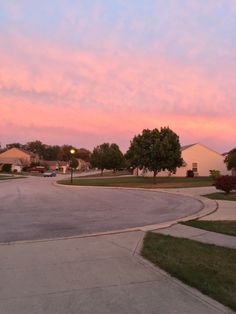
[42,161,69,173]
[0,147,40,172]
[135,143,231,177]
[0,147,39,166]
[0,157,23,173]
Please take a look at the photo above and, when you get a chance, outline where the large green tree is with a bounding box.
[224,148,236,171]
[126,127,183,178]
[90,143,124,174]
[43,145,61,161]
[26,140,46,158]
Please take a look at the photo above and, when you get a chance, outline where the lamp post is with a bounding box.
[70,148,75,184]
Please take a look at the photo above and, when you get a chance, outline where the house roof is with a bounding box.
[181,144,197,151]
[181,143,223,156]
[0,147,37,157]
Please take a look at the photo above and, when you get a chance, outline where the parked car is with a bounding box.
[43,171,56,177]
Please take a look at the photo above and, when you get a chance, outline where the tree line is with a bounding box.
[2,141,91,162]
[3,127,235,176]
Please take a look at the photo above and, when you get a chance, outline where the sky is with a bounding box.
[0,0,235,153]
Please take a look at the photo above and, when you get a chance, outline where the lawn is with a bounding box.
[58,176,213,189]
[75,170,131,178]
[203,192,236,201]
[181,220,236,236]
[141,232,236,311]
[0,175,25,180]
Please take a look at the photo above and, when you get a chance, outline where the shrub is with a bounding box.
[186,170,194,177]
[2,164,12,173]
[209,169,221,180]
[214,176,236,194]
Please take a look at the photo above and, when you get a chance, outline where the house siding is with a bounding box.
[135,143,230,177]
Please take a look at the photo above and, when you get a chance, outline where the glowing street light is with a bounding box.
[70,148,76,184]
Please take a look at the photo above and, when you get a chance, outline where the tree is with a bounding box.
[6,143,25,150]
[224,148,236,171]
[109,143,125,171]
[43,145,61,161]
[90,143,124,174]
[76,148,91,162]
[57,145,77,161]
[26,140,46,159]
[126,127,183,179]
[69,157,79,169]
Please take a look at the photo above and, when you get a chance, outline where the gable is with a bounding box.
[0,148,31,159]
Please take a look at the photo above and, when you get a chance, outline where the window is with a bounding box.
[192,163,198,172]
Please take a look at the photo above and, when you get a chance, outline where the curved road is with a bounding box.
[0,175,202,242]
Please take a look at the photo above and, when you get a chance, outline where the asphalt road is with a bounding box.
[0,175,202,243]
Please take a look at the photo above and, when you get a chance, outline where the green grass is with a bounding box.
[141,232,236,311]
[0,175,25,180]
[58,176,213,189]
[181,220,236,236]
[203,192,236,201]
[75,170,131,178]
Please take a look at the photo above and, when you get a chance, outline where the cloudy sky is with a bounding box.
[0,0,235,152]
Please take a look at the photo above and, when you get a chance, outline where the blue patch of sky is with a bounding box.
[0,1,235,57]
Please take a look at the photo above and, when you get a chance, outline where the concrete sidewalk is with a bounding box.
[155,187,236,248]
[0,231,231,314]
[155,223,236,249]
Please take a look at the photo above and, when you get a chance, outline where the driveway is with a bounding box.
[0,176,202,243]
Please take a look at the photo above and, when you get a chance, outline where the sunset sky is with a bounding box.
[0,0,235,153]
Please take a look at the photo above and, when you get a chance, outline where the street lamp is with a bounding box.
[70,148,75,184]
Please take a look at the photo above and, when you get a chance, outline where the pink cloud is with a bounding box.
[0,33,235,152]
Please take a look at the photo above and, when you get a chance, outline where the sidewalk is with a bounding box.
[154,223,236,249]
[155,186,236,249]
[0,231,231,314]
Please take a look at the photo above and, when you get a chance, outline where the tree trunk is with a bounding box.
[153,170,158,183]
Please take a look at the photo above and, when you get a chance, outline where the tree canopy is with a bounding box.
[126,127,183,177]
[224,148,236,171]
[90,143,124,174]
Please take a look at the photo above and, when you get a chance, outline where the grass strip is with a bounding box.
[0,175,25,180]
[181,220,236,236]
[58,176,213,189]
[203,192,236,201]
[141,232,236,311]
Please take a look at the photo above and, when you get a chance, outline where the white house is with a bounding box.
[135,143,231,177]
[0,157,23,173]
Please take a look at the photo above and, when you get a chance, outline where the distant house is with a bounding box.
[0,147,39,165]
[42,159,90,173]
[43,160,69,173]
[135,143,231,177]
[0,157,23,173]
[0,147,39,172]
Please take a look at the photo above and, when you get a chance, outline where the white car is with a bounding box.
[43,171,56,177]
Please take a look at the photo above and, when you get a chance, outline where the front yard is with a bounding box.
[141,232,236,311]
[58,176,213,189]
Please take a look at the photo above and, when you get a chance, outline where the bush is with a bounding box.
[214,176,236,194]
[2,164,12,173]
[186,170,194,177]
[209,169,221,180]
